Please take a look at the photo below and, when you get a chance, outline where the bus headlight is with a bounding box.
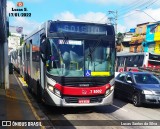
[105,84,114,96]
[105,89,110,96]
[54,88,61,97]
[47,83,61,98]
[48,85,54,92]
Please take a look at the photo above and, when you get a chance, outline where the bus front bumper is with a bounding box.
[44,88,114,107]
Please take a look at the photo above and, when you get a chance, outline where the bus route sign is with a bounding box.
[49,22,108,35]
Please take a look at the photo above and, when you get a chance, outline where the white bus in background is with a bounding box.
[10,45,25,77]
[115,52,160,76]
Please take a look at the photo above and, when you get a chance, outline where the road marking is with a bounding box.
[18,77,28,87]
[6,90,17,100]
[14,73,45,129]
[111,104,128,112]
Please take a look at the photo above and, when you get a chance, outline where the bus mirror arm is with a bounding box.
[40,42,46,54]
[40,54,47,63]
[40,35,48,54]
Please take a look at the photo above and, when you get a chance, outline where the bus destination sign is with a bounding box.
[49,22,108,35]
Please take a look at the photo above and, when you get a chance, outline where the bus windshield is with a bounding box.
[47,38,115,77]
[148,53,160,67]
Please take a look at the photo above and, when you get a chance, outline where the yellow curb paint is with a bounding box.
[18,77,28,87]
[6,90,17,100]
[14,74,46,129]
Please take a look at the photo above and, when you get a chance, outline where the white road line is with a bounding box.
[111,104,128,112]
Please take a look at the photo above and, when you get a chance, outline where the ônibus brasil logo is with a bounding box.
[17,2,23,7]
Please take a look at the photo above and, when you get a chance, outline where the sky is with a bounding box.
[7,0,160,34]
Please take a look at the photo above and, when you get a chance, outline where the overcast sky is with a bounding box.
[7,0,160,34]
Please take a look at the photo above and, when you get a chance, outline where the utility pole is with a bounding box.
[4,0,9,89]
[108,10,118,35]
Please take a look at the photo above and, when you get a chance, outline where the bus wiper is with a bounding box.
[87,38,102,61]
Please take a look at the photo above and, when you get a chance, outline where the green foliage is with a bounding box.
[116,32,124,44]
[20,37,24,45]
[9,32,11,36]
[117,32,123,37]
[133,33,140,37]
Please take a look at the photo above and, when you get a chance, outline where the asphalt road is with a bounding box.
[14,72,160,129]
[37,98,160,129]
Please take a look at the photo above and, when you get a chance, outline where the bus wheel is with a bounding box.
[37,81,42,103]
[132,93,142,107]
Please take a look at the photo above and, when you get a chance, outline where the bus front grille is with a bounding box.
[64,96,104,103]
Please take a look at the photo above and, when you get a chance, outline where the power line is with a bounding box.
[118,0,154,18]
[118,0,146,12]
[97,0,153,23]
[118,0,158,20]
[136,10,157,22]
[145,0,159,8]
[97,14,107,23]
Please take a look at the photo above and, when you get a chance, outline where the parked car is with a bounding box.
[114,72,160,107]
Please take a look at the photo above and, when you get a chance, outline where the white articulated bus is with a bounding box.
[19,20,116,106]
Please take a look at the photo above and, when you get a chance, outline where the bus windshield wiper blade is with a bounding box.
[87,38,102,60]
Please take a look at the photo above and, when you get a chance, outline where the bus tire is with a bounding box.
[37,81,42,103]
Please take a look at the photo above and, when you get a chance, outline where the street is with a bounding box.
[15,72,160,129]
[1,1,160,129]
[38,99,160,129]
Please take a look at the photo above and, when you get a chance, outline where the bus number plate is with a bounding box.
[78,99,90,104]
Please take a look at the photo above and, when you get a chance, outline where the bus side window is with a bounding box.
[129,56,135,67]
[133,55,139,67]
[119,57,125,67]
[138,55,144,67]
[125,57,130,67]
[116,57,120,71]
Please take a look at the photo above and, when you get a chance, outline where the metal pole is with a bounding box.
[0,43,4,88]
[4,42,9,89]
[108,10,118,34]
[3,0,9,89]
[115,10,118,35]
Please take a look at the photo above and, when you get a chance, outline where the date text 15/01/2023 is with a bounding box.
[9,13,31,17]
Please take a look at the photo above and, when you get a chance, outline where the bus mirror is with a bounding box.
[40,38,47,54]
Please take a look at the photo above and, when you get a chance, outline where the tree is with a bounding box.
[116,32,124,44]
[20,37,24,45]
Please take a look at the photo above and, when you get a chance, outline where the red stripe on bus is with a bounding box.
[55,84,111,96]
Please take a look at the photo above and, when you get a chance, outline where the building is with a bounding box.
[8,26,23,53]
[154,23,160,54]
[129,22,153,53]
[116,29,135,52]
[143,22,160,54]
[116,21,160,55]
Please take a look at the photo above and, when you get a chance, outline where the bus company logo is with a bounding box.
[17,2,23,7]
[82,90,87,95]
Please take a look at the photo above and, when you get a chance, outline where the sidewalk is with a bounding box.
[0,74,47,129]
